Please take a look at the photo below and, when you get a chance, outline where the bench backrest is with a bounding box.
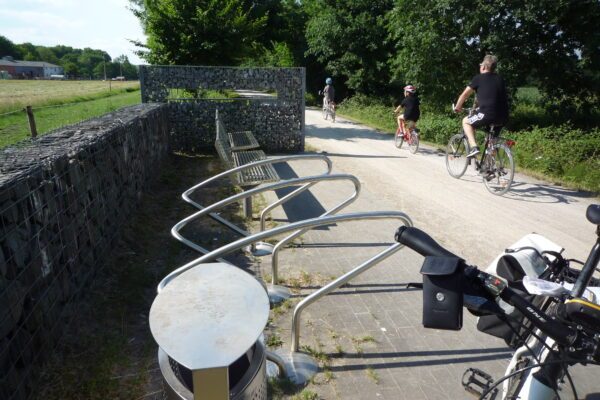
[215,110,233,166]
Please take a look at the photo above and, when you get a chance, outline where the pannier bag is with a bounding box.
[420,256,464,330]
[477,233,562,347]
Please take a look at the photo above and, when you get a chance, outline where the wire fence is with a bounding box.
[0,103,170,400]
[0,91,142,150]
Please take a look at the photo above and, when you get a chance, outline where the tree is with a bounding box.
[130,0,268,65]
[0,36,21,58]
[387,0,600,109]
[63,62,80,78]
[305,0,395,96]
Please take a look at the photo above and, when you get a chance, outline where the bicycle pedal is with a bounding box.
[462,368,498,399]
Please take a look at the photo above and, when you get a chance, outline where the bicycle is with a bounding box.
[393,112,420,154]
[395,203,600,399]
[322,97,336,122]
[445,105,515,196]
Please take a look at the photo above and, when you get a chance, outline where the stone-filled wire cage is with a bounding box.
[0,104,170,400]
[139,65,305,153]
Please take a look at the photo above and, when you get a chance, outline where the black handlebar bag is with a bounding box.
[420,256,464,330]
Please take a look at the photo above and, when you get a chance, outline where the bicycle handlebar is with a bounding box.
[395,226,578,346]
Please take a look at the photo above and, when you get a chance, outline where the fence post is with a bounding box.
[25,106,38,138]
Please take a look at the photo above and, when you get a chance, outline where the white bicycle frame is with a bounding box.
[501,326,559,400]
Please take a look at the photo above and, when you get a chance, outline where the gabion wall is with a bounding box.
[139,65,305,152]
[0,103,170,400]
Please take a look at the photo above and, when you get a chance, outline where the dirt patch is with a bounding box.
[33,153,255,400]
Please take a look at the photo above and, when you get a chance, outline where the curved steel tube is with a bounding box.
[171,174,361,256]
[159,211,412,293]
[182,154,333,236]
[291,242,405,352]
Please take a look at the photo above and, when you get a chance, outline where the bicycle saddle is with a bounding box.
[586,204,600,225]
[563,298,600,334]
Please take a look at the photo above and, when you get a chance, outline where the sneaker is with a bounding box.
[467,146,480,158]
[485,172,496,181]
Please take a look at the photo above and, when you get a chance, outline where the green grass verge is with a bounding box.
[0,89,141,148]
[0,80,140,114]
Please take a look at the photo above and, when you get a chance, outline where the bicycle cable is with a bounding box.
[499,314,569,400]
[478,357,600,400]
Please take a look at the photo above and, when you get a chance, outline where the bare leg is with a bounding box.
[399,116,406,134]
[462,116,477,147]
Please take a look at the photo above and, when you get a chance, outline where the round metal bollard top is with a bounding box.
[149,262,270,371]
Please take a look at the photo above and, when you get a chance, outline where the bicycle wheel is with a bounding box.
[408,130,419,154]
[323,106,328,120]
[394,129,404,148]
[445,133,469,178]
[483,143,515,196]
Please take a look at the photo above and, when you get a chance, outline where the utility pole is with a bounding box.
[103,57,107,81]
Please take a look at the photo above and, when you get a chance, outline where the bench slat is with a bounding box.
[216,112,280,186]
[228,130,260,151]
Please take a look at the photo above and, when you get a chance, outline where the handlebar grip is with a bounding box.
[395,226,461,259]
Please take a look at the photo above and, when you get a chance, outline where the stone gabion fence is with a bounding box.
[139,65,305,153]
[0,103,170,400]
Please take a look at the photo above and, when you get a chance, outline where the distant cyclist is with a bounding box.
[394,84,420,133]
[323,77,335,110]
[454,54,509,157]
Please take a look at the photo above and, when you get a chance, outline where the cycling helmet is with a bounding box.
[326,77,333,85]
[404,85,416,93]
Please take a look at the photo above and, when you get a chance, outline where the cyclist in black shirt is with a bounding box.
[394,84,420,133]
[454,55,509,157]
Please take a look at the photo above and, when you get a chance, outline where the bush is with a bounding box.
[512,126,600,191]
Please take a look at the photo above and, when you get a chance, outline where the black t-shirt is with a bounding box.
[469,73,509,123]
[401,95,420,121]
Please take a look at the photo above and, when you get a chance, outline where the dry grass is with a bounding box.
[0,80,140,114]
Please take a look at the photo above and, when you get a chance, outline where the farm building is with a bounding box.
[0,56,64,79]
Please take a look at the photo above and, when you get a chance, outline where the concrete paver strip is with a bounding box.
[261,109,600,399]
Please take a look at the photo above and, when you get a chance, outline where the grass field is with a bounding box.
[0,80,141,148]
[0,80,140,114]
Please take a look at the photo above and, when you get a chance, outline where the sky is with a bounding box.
[0,0,147,65]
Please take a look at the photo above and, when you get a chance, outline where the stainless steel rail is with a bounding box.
[290,242,404,352]
[182,154,333,237]
[160,210,412,293]
[159,211,412,384]
[171,174,361,257]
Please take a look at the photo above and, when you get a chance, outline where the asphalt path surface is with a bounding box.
[304,108,599,268]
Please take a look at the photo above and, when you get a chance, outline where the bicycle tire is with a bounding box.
[446,133,469,178]
[483,143,515,196]
[323,107,328,120]
[409,131,419,154]
[395,129,404,148]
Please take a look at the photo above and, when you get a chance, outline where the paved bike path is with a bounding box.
[261,109,599,399]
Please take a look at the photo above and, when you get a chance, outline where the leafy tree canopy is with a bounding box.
[0,35,22,59]
[305,0,394,95]
[387,0,600,109]
[131,0,269,65]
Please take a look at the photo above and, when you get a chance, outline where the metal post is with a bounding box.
[25,106,37,138]
[290,243,403,352]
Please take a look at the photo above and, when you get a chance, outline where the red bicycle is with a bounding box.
[394,116,420,154]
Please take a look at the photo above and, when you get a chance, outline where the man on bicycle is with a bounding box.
[454,55,509,157]
[394,84,420,133]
